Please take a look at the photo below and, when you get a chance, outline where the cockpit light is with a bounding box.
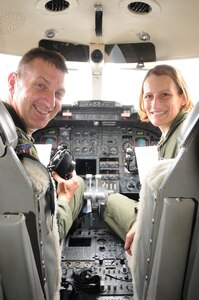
[121,110,131,118]
[62,110,72,118]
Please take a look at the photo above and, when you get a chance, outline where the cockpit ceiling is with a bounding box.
[0,0,199,61]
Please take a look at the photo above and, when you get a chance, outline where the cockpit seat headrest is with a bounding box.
[0,101,18,157]
[178,101,199,147]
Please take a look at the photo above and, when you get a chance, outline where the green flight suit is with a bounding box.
[103,109,189,241]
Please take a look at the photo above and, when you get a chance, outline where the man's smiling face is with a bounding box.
[9,58,66,134]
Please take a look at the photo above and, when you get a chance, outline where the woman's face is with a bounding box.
[143,74,186,133]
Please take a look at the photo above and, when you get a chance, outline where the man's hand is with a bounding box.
[124,222,136,256]
[52,170,79,204]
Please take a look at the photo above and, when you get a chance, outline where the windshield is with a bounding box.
[0,53,198,109]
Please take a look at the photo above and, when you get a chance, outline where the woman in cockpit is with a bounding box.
[103,64,194,253]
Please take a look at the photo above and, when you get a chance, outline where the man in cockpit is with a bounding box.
[103,64,194,254]
[3,47,85,243]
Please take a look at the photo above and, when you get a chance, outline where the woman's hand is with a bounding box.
[124,222,136,256]
[52,170,79,204]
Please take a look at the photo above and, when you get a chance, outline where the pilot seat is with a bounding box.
[130,101,199,300]
[0,101,61,300]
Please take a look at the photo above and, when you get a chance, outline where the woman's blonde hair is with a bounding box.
[138,64,194,122]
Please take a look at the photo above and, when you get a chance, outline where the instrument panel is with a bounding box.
[33,101,160,197]
[61,227,134,299]
[33,101,161,299]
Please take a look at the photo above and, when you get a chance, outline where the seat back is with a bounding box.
[0,214,44,300]
[0,101,60,300]
[132,101,199,300]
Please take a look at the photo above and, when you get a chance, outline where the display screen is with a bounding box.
[75,159,97,175]
[135,137,149,147]
[68,237,91,247]
[41,136,57,148]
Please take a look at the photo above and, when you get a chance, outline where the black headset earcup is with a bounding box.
[79,269,92,283]
[72,268,101,294]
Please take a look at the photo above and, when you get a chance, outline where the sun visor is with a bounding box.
[39,39,156,64]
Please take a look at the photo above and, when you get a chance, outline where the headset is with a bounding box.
[61,268,102,297]
[47,146,76,179]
